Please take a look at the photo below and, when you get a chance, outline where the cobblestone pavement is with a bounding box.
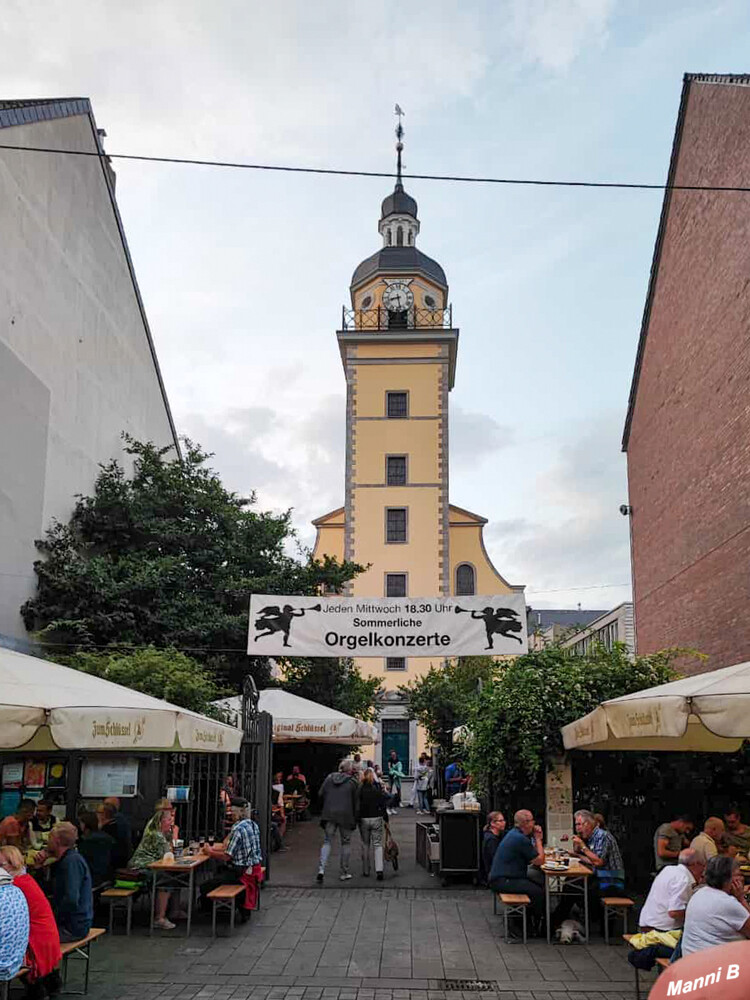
[74,886,654,1000]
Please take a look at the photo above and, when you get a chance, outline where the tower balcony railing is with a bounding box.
[341,305,453,332]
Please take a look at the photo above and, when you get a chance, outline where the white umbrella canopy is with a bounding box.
[562,660,750,753]
[0,646,242,753]
[216,688,377,745]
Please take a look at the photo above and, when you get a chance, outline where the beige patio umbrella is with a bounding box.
[562,660,750,753]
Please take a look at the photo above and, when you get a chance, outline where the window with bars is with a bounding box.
[455,564,476,596]
[385,573,407,597]
[386,657,406,671]
[386,391,408,418]
[385,507,407,543]
[386,455,407,486]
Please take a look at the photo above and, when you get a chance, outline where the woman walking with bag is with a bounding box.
[358,769,388,881]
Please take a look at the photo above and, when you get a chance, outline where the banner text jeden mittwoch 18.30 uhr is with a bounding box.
[247,594,528,658]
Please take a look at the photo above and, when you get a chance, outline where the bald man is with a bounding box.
[488,809,546,917]
[691,817,725,861]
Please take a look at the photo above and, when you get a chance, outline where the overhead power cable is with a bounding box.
[1,141,750,193]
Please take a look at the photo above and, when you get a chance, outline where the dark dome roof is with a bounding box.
[381,183,418,220]
[351,246,447,290]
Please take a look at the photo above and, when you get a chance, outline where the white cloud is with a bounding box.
[450,406,514,467]
[508,0,616,71]
[484,413,632,607]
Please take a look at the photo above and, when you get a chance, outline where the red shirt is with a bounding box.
[13,873,61,981]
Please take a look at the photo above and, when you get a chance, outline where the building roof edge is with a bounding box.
[622,76,693,451]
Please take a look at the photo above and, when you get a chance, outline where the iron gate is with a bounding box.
[164,678,273,865]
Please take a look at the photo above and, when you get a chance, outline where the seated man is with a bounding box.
[682,854,750,957]
[653,815,693,871]
[690,816,724,860]
[488,809,546,918]
[639,848,705,930]
[48,823,93,943]
[0,799,36,849]
[96,801,132,871]
[201,797,263,915]
[554,809,626,932]
[724,805,750,857]
[30,800,57,847]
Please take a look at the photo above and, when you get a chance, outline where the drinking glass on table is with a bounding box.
[208,833,215,847]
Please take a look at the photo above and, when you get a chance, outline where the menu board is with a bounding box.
[1,762,23,789]
[80,758,139,798]
[24,761,46,789]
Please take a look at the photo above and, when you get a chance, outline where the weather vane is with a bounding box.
[394,104,405,188]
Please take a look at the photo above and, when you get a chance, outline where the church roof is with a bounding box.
[381,184,418,220]
[351,245,447,290]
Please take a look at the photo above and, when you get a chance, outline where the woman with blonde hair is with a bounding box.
[127,804,180,929]
[0,845,61,996]
[358,768,388,880]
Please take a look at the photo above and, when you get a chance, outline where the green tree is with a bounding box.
[400,656,497,759]
[60,646,228,717]
[21,436,362,688]
[278,657,382,722]
[464,643,691,805]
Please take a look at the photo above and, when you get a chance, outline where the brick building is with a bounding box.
[623,74,750,672]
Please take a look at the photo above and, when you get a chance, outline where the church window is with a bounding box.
[386,455,407,485]
[386,391,408,418]
[361,294,372,309]
[386,229,392,246]
[386,657,406,671]
[397,225,404,246]
[424,294,436,309]
[456,564,476,596]
[407,229,413,245]
[385,507,407,543]
[385,573,407,597]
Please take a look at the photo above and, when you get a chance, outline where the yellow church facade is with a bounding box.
[312,143,524,770]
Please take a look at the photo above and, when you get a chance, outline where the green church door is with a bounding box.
[382,718,410,774]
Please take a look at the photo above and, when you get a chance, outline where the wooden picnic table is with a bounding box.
[148,854,210,937]
[542,857,594,944]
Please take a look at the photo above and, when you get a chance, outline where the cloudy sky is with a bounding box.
[4,0,748,609]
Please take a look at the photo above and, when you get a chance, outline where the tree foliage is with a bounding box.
[22,436,362,689]
[60,646,228,717]
[400,656,496,757]
[464,643,689,803]
[278,657,382,722]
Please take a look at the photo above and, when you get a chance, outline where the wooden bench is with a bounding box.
[207,884,246,936]
[101,887,138,935]
[623,933,674,1000]
[602,896,634,944]
[60,927,106,995]
[495,892,530,944]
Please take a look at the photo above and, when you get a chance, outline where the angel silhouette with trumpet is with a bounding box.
[454,604,523,649]
[254,603,321,647]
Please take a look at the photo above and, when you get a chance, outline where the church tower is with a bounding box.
[313,118,523,769]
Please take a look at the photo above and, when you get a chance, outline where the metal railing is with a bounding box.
[341,305,453,331]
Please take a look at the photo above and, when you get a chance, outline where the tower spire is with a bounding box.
[394,104,405,191]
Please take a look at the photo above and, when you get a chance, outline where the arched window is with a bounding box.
[407,229,413,245]
[386,229,392,246]
[456,564,476,596]
[396,225,404,246]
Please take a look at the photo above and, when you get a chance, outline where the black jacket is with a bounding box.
[357,782,388,821]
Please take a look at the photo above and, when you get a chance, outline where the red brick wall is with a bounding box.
[627,79,750,673]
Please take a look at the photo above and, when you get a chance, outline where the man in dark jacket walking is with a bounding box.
[317,759,358,882]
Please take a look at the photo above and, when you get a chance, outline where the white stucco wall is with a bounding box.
[0,110,177,641]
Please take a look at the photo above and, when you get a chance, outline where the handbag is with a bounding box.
[383,824,400,870]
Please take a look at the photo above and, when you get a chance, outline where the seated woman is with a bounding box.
[0,846,61,999]
[77,812,115,888]
[681,854,750,957]
[127,804,183,930]
[0,861,29,983]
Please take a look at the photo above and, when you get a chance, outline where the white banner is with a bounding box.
[248,593,528,657]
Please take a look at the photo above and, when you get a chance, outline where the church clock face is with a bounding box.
[382,282,414,312]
